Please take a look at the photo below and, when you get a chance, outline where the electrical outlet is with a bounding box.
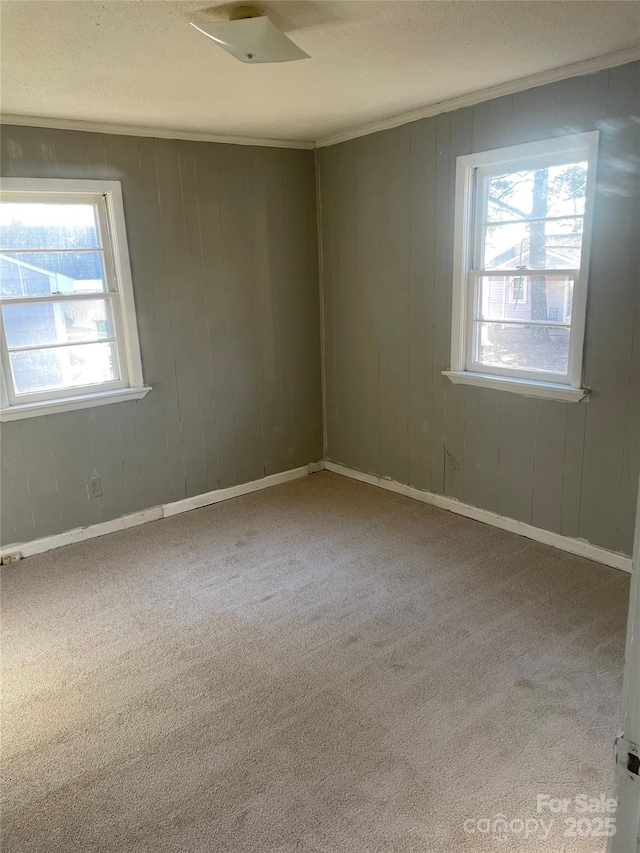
[87,475,103,499]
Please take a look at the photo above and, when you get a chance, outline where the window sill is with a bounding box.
[0,386,152,421]
[442,371,589,402]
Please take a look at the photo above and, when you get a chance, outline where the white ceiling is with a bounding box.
[1,1,639,145]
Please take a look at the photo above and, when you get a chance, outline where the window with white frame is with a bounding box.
[0,178,149,420]
[445,132,599,402]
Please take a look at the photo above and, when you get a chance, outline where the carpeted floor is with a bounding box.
[1,471,630,852]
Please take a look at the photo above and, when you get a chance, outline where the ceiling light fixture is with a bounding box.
[190,5,310,64]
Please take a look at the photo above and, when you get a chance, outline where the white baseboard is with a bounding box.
[1,464,313,561]
[325,461,633,574]
[2,459,631,573]
[162,465,311,517]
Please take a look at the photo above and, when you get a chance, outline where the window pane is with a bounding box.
[473,322,570,375]
[3,299,114,348]
[482,218,583,270]
[0,251,106,296]
[485,162,588,223]
[0,203,100,250]
[476,275,573,324]
[9,342,119,394]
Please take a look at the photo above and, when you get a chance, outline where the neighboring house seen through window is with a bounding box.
[0,179,150,420]
[444,132,599,402]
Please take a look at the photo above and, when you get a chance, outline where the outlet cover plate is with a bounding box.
[87,475,103,499]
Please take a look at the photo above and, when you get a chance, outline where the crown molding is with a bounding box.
[0,113,315,150]
[315,47,640,148]
[1,47,637,151]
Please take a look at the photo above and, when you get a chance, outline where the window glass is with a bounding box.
[0,203,100,249]
[473,322,570,375]
[0,251,107,296]
[9,341,119,395]
[482,162,587,273]
[475,275,573,324]
[485,163,587,223]
[482,219,583,270]
[3,299,114,348]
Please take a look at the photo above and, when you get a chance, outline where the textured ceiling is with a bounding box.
[1,1,639,144]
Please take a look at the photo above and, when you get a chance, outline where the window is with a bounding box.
[444,132,599,402]
[507,276,527,305]
[0,179,150,420]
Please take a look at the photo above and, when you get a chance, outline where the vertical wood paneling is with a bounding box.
[582,69,610,390]
[0,428,17,545]
[48,410,101,531]
[0,425,34,544]
[1,129,13,175]
[618,267,640,555]
[378,129,402,481]
[319,149,338,464]
[407,118,436,491]
[353,134,381,474]
[579,62,640,551]
[5,125,57,177]
[444,109,473,501]
[475,389,501,513]
[88,405,129,522]
[532,401,567,534]
[246,148,286,477]
[395,125,412,487]
[320,62,639,557]
[430,113,451,496]
[462,387,479,508]
[497,393,536,524]
[551,76,588,136]
[155,138,207,499]
[137,137,186,502]
[192,142,238,489]
[215,144,264,484]
[336,141,357,467]
[178,141,220,490]
[17,418,61,538]
[466,98,513,515]
[1,127,321,546]
[281,149,323,467]
[114,402,144,516]
[102,134,160,512]
[510,84,554,144]
[561,402,587,539]
[551,72,590,539]
[51,130,90,178]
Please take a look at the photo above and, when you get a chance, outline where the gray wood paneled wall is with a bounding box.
[319,62,640,556]
[0,126,322,545]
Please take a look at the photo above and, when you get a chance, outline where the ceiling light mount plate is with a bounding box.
[228,6,261,21]
[190,7,310,64]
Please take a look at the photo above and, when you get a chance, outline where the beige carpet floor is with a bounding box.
[1,471,630,852]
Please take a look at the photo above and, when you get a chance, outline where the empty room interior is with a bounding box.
[1,1,640,851]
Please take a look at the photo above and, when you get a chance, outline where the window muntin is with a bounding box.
[449,133,598,393]
[0,180,147,416]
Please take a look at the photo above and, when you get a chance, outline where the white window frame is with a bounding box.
[443,131,599,403]
[0,178,150,421]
